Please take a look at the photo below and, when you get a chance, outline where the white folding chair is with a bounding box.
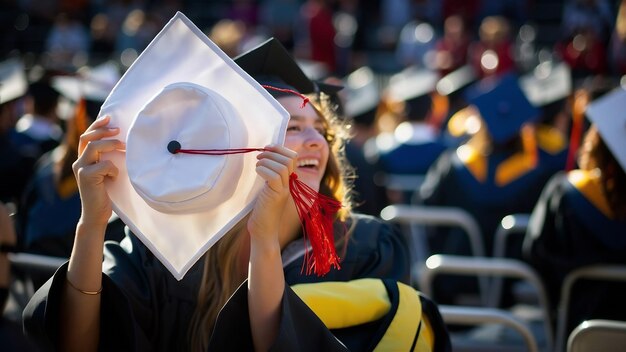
[380,174,425,193]
[490,214,531,308]
[555,265,626,352]
[8,253,67,310]
[419,254,554,351]
[381,204,486,299]
[567,319,626,352]
[440,305,539,352]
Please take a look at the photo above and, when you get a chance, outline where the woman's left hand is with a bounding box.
[247,145,297,246]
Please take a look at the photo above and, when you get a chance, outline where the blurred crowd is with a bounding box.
[1,0,626,350]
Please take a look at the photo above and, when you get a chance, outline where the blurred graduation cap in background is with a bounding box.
[52,62,120,103]
[388,66,438,103]
[448,73,540,144]
[520,61,572,108]
[585,87,626,173]
[520,61,572,123]
[436,64,478,98]
[52,61,121,119]
[234,37,342,99]
[342,66,380,126]
[0,58,28,105]
[387,66,439,122]
[297,58,330,82]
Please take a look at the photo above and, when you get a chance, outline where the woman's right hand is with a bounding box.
[72,115,125,229]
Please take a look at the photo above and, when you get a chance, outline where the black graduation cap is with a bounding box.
[233,37,341,98]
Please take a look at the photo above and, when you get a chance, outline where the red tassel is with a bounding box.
[289,173,342,276]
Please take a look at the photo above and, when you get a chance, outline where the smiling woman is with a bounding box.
[23,16,447,352]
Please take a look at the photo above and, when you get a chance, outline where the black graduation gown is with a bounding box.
[210,277,452,352]
[378,141,447,177]
[23,214,411,351]
[418,148,557,305]
[19,152,81,257]
[344,141,387,216]
[523,171,626,333]
[419,148,556,256]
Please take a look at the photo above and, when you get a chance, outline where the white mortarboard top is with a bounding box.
[343,66,380,119]
[0,58,28,104]
[519,61,572,107]
[436,64,477,97]
[387,66,438,103]
[100,12,290,280]
[585,87,626,173]
[52,62,121,103]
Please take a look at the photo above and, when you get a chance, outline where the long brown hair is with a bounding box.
[187,219,248,351]
[578,126,626,219]
[187,91,355,350]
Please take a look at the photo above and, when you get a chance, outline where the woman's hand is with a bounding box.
[247,145,297,246]
[72,115,125,229]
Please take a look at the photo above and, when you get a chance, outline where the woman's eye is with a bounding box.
[287,126,301,132]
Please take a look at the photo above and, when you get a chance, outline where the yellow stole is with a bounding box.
[292,278,435,351]
[568,169,614,218]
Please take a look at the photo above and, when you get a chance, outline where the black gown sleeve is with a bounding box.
[22,261,139,351]
[208,281,348,352]
[22,232,200,352]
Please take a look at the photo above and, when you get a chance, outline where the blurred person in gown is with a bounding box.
[373,67,448,204]
[0,59,38,211]
[341,66,387,216]
[524,87,626,337]
[419,74,561,304]
[19,63,124,263]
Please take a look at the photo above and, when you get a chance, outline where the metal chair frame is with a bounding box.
[440,304,540,352]
[555,265,626,352]
[419,254,554,351]
[567,319,626,352]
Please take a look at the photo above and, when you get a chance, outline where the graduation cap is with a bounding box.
[386,66,439,122]
[52,62,121,119]
[233,37,341,98]
[519,61,572,108]
[0,58,28,104]
[99,12,290,280]
[436,64,478,97]
[585,87,626,173]
[387,66,438,103]
[52,62,121,103]
[467,73,540,144]
[342,66,380,125]
[297,58,330,81]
